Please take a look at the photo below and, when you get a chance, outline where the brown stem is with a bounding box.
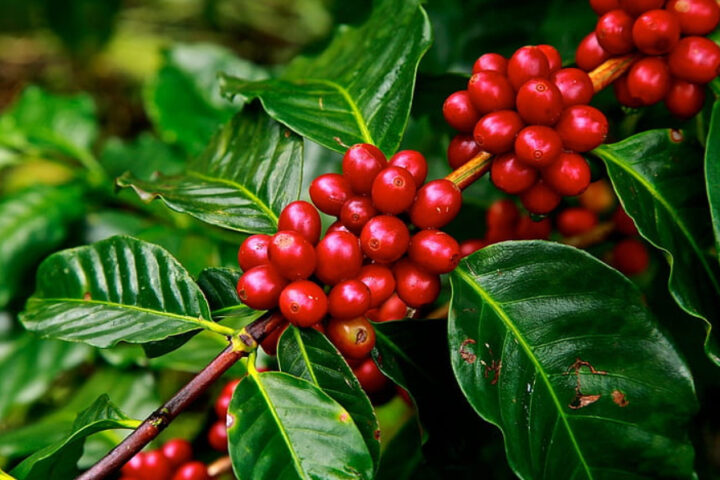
[77,311,283,480]
[445,151,493,190]
[207,456,233,477]
[588,54,638,93]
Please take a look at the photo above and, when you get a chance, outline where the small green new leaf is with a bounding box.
[10,395,139,480]
[220,0,432,155]
[593,129,720,365]
[228,371,373,480]
[118,107,303,234]
[449,241,697,479]
[20,235,231,348]
[278,326,380,469]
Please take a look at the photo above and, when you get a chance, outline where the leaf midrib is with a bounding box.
[597,146,720,299]
[290,327,319,385]
[456,267,594,480]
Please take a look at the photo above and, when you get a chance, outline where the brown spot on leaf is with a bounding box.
[565,358,607,376]
[459,339,477,364]
[339,411,349,422]
[569,393,601,410]
[83,292,92,301]
[333,136,350,148]
[612,390,629,407]
[669,129,684,143]
[374,429,381,440]
[565,358,606,410]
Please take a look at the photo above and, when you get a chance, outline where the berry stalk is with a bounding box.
[587,54,638,92]
[445,151,493,190]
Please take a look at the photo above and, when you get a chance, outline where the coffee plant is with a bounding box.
[1,0,720,478]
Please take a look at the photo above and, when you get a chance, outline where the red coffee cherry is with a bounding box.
[310,173,353,216]
[473,110,524,154]
[268,231,316,281]
[214,391,232,419]
[467,71,516,114]
[613,206,639,235]
[315,231,363,285]
[514,126,563,168]
[459,238,487,257]
[208,421,228,452]
[368,293,409,322]
[161,439,193,469]
[409,179,463,229]
[472,52,508,75]
[516,78,564,125]
[389,150,428,187]
[613,74,644,107]
[408,229,461,274]
[632,9,681,55]
[279,280,328,327]
[514,215,552,240]
[121,452,146,477]
[596,10,635,54]
[172,462,210,480]
[447,134,481,169]
[556,207,599,236]
[442,91,480,132]
[580,179,616,213]
[590,0,621,15]
[371,166,417,214]
[360,215,410,263]
[356,264,396,308]
[327,316,376,359]
[329,279,371,319]
[520,181,562,214]
[353,358,389,394]
[550,68,595,107]
[486,223,515,244]
[612,238,650,275]
[507,46,551,91]
[542,152,592,196]
[575,32,612,71]
[538,44,562,73]
[490,152,539,194]
[393,259,441,308]
[626,57,671,105]
[237,265,287,310]
[340,196,377,234]
[259,314,288,356]
[555,105,608,152]
[278,200,321,245]
[143,450,172,480]
[665,79,705,118]
[238,234,270,272]
[326,221,351,235]
[666,0,720,35]
[486,199,520,230]
[620,0,664,16]
[342,143,388,194]
[668,36,720,84]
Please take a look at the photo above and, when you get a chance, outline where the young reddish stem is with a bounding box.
[561,221,615,249]
[78,311,283,480]
[444,55,636,190]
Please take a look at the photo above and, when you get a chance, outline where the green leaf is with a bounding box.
[277,326,380,469]
[706,101,720,265]
[197,267,243,313]
[10,395,138,480]
[449,241,697,479]
[228,370,373,480]
[0,333,91,420]
[118,107,303,234]
[375,416,423,480]
[593,129,720,364]
[0,184,85,308]
[20,235,230,349]
[0,468,15,480]
[100,133,186,181]
[220,0,432,155]
[145,43,269,156]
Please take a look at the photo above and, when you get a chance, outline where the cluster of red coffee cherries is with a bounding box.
[444,43,608,216]
[236,144,462,378]
[578,0,720,117]
[120,439,209,480]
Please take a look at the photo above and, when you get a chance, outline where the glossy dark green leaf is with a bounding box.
[220,0,432,155]
[10,395,138,480]
[0,184,85,308]
[196,267,244,314]
[706,101,720,264]
[100,133,186,181]
[118,107,303,234]
[145,43,268,155]
[0,333,91,420]
[19,235,229,348]
[278,326,380,468]
[449,241,697,479]
[593,130,720,364]
[228,370,373,480]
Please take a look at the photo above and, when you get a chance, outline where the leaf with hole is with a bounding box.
[449,241,697,479]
